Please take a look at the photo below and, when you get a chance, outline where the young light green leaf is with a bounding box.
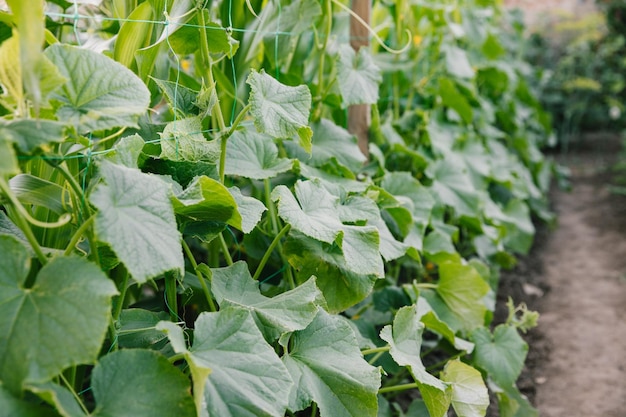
[379,305,452,417]
[225,130,293,179]
[211,261,321,341]
[91,350,195,417]
[44,44,150,132]
[284,232,378,313]
[172,175,242,231]
[90,161,184,283]
[471,325,528,388]
[159,309,293,417]
[0,236,117,393]
[228,186,266,233]
[436,261,490,333]
[0,384,51,417]
[337,45,382,107]
[247,69,313,152]
[281,310,380,416]
[160,117,220,163]
[440,360,489,417]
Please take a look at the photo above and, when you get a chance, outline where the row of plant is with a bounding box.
[0,0,551,416]
[525,0,626,143]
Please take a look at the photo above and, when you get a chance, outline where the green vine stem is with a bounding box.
[111,266,130,322]
[0,178,48,265]
[59,372,90,415]
[378,382,419,394]
[262,178,296,289]
[182,239,217,312]
[361,345,390,356]
[253,224,291,280]
[218,232,233,266]
[63,215,95,256]
[164,271,179,322]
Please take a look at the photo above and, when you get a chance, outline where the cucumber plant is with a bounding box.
[0,0,547,416]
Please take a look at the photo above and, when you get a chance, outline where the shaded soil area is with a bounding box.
[492,133,626,416]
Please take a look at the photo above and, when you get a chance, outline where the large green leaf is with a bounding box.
[247,69,313,152]
[152,77,199,118]
[44,44,150,132]
[91,350,195,417]
[440,360,489,417]
[211,261,320,341]
[471,325,528,388]
[281,310,380,416]
[0,236,117,393]
[160,117,220,163]
[427,158,482,218]
[27,382,86,417]
[158,309,293,417]
[284,232,378,313]
[90,161,184,283]
[444,45,475,79]
[380,305,452,417]
[436,261,490,333]
[9,174,67,214]
[337,45,382,107]
[0,384,52,417]
[272,180,383,276]
[225,130,293,179]
[117,309,169,350]
[438,78,473,124]
[0,119,66,153]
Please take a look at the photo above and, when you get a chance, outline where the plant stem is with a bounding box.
[264,178,279,235]
[310,402,318,417]
[59,372,90,415]
[361,345,390,356]
[165,272,179,322]
[168,353,186,363]
[111,267,130,321]
[182,239,217,312]
[0,178,48,265]
[218,232,233,265]
[414,283,438,290]
[63,215,95,256]
[253,224,290,280]
[378,382,419,394]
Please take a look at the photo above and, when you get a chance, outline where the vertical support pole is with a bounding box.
[348,0,371,160]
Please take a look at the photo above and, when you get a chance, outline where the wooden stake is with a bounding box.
[348,0,371,160]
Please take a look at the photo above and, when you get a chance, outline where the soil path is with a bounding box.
[534,137,626,417]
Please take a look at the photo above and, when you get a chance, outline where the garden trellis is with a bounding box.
[0,1,550,416]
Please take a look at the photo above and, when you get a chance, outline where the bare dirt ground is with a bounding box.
[493,133,626,416]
